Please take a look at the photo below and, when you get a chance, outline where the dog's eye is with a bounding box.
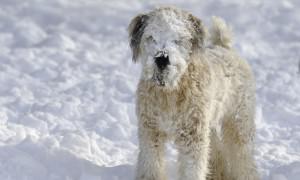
[146,36,156,43]
[173,40,183,45]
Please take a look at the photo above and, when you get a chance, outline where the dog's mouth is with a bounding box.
[156,74,166,86]
[152,73,166,86]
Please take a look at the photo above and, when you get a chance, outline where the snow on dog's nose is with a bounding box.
[155,51,170,71]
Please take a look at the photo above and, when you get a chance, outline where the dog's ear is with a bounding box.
[128,14,149,62]
[188,14,206,49]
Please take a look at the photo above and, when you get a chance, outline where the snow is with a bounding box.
[0,0,299,180]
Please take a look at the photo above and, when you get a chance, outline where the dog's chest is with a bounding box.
[152,95,180,137]
[156,112,177,136]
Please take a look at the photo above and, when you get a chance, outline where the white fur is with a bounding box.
[129,7,259,180]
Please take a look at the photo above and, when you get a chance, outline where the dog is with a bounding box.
[128,6,259,180]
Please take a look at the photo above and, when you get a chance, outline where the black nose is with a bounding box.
[155,54,170,71]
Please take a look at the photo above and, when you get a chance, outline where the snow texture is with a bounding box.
[0,0,299,180]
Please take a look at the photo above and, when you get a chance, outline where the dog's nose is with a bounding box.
[155,51,170,71]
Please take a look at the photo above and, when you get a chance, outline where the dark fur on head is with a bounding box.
[128,14,149,62]
[187,14,206,49]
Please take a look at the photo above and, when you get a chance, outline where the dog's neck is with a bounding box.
[138,49,210,112]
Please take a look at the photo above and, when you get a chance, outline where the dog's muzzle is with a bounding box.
[155,51,170,71]
[153,51,170,86]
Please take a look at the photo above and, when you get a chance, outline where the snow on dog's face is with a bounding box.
[128,7,205,88]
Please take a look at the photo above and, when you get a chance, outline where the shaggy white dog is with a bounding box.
[128,6,259,180]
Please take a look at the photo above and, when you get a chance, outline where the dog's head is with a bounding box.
[128,7,205,88]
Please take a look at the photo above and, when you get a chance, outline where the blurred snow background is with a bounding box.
[0,0,299,180]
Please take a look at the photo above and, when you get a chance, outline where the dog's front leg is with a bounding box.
[136,124,167,180]
[175,115,210,180]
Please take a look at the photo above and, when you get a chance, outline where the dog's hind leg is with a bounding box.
[207,129,227,180]
[222,98,259,180]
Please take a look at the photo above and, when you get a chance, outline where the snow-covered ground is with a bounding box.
[0,0,299,180]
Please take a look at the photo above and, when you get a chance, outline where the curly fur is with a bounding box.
[128,6,259,180]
